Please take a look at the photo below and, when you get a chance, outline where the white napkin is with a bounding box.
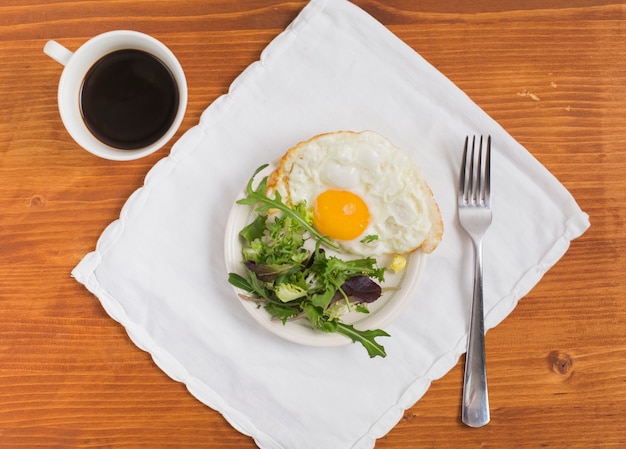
[72,0,590,447]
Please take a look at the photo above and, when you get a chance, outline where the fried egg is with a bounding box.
[266,131,443,256]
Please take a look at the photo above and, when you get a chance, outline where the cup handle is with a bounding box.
[43,40,74,66]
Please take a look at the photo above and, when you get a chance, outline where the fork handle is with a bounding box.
[462,238,490,427]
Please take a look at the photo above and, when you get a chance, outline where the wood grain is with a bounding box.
[1,1,625,448]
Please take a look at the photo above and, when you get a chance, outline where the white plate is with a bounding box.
[224,166,426,346]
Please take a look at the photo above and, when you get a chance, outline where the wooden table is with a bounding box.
[1,1,624,447]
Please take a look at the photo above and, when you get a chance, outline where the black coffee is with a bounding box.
[80,49,179,150]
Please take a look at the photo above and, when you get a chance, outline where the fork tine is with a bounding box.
[469,136,476,203]
[459,136,469,203]
[484,136,491,205]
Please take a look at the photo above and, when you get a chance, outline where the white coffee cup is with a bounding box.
[44,30,187,161]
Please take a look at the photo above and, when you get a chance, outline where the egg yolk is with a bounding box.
[313,190,370,241]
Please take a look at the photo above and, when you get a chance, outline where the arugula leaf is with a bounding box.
[336,323,389,358]
[311,250,385,283]
[228,272,270,300]
[265,302,302,323]
[360,234,379,243]
[227,272,252,291]
[302,302,389,358]
[236,165,339,250]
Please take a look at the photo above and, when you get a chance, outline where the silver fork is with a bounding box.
[458,135,492,428]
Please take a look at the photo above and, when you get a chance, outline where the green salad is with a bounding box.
[228,165,390,358]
